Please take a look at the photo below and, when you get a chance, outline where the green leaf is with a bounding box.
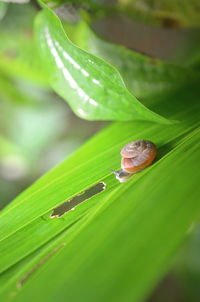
[1,82,200,300]
[1,119,200,301]
[11,127,200,302]
[64,20,198,99]
[34,3,169,123]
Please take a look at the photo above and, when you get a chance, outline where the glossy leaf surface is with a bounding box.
[34,4,169,123]
[65,20,198,99]
[1,83,200,301]
[11,126,200,302]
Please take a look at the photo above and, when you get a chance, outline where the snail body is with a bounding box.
[110,140,156,183]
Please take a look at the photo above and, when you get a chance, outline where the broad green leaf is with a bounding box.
[174,223,200,302]
[1,121,200,302]
[14,126,200,302]
[64,20,198,99]
[34,3,169,123]
[1,81,200,300]
[0,216,86,300]
[0,83,200,269]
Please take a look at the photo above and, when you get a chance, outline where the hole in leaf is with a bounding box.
[50,182,106,218]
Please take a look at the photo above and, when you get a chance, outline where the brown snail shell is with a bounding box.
[110,140,156,183]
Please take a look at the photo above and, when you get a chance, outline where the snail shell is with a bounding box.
[110,140,156,183]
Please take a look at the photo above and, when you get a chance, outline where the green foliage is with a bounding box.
[35,3,169,122]
[0,1,200,302]
[10,127,200,302]
[66,20,198,99]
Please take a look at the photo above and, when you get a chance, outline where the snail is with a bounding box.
[110,140,156,183]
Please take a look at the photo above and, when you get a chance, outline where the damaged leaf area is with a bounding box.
[50,182,106,218]
[17,243,66,289]
[1,82,200,301]
[3,125,200,302]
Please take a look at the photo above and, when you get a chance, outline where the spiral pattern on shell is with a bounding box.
[121,140,156,173]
